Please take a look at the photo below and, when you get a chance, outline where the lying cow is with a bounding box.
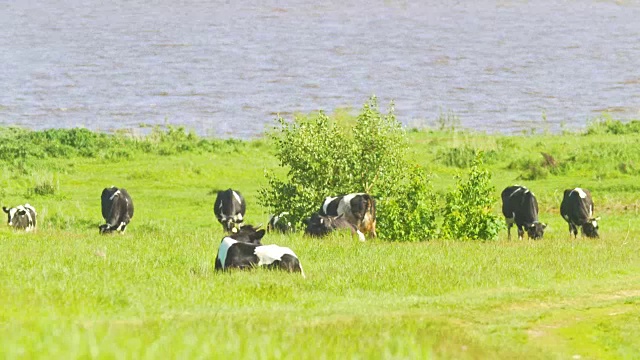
[304,213,365,241]
[99,186,134,234]
[215,225,305,276]
[214,188,246,233]
[3,204,37,231]
[501,185,546,240]
[560,187,600,238]
[267,212,294,233]
[319,193,376,239]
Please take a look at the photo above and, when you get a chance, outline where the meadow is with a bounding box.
[0,120,639,359]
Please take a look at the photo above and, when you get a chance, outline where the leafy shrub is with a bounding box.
[376,166,438,241]
[260,97,438,241]
[440,154,503,240]
[516,159,550,180]
[103,149,133,160]
[586,116,640,135]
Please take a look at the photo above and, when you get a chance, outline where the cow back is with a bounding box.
[561,188,593,225]
[3,204,37,231]
[501,185,539,224]
[214,189,246,221]
[319,193,376,237]
[101,187,119,221]
[100,187,134,233]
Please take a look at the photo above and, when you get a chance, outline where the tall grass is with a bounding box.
[0,122,639,358]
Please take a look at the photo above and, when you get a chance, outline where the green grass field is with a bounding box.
[0,124,639,359]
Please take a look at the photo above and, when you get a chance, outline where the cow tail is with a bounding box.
[367,195,376,220]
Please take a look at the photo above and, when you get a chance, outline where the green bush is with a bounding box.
[260,97,438,241]
[440,154,503,240]
[586,116,640,135]
[376,166,439,241]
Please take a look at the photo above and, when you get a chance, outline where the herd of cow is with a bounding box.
[2,184,600,277]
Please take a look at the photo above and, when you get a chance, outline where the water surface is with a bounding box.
[1,0,639,137]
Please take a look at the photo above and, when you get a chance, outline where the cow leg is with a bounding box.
[516,225,524,240]
[505,217,515,240]
[570,224,578,238]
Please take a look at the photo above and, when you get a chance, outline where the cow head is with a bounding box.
[267,212,294,233]
[582,217,600,238]
[304,213,336,237]
[3,206,30,228]
[3,204,36,231]
[3,206,14,225]
[224,219,242,233]
[99,224,115,234]
[526,222,547,240]
[229,224,265,245]
[304,213,361,239]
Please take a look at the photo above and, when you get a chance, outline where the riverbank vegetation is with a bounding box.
[0,113,639,358]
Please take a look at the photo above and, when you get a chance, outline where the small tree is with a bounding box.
[440,153,504,240]
[260,97,438,241]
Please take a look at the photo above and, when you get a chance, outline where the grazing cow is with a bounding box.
[560,187,600,238]
[501,185,546,240]
[319,193,376,239]
[99,186,134,234]
[214,189,246,233]
[304,213,365,241]
[3,204,37,231]
[267,212,294,233]
[215,225,305,276]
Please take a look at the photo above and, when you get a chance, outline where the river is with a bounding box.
[1,0,639,138]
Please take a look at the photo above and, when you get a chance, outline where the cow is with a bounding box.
[304,212,365,241]
[213,188,246,233]
[560,187,600,238]
[99,186,134,234]
[3,204,37,231]
[501,185,546,240]
[267,212,294,233]
[319,193,376,239]
[215,225,305,277]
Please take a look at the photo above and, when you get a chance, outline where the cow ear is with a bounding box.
[255,229,266,240]
[542,223,547,229]
[529,223,535,229]
[594,217,601,221]
[2,207,8,213]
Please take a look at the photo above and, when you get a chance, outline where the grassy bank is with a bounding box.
[0,124,639,359]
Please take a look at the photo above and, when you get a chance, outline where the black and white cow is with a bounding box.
[560,187,600,238]
[267,212,294,233]
[215,225,305,276]
[3,204,37,231]
[304,212,365,241]
[501,185,546,240]
[99,186,134,234]
[319,193,376,239]
[213,188,246,233]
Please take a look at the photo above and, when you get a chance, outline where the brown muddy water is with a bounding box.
[1,1,639,138]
